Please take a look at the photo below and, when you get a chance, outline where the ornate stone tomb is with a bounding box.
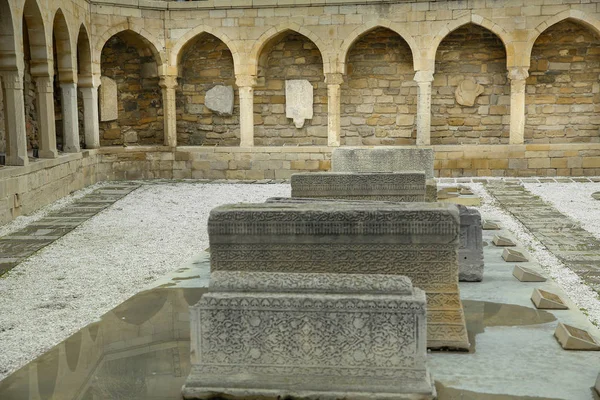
[458,205,484,282]
[183,271,435,399]
[291,172,426,202]
[209,202,470,350]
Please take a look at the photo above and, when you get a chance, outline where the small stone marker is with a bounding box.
[285,79,313,128]
[460,187,474,196]
[592,192,600,201]
[595,373,600,394]
[502,248,528,262]
[458,205,484,282]
[512,266,547,282]
[100,76,118,122]
[554,322,600,351]
[482,220,501,230]
[492,235,516,247]
[205,85,234,116]
[531,288,568,309]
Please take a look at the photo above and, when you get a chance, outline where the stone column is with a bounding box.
[60,82,80,153]
[325,73,343,147]
[35,76,58,158]
[1,72,28,166]
[236,75,256,147]
[414,70,434,146]
[508,67,529,145]
[79,83,100,149]
[159,75,178,148]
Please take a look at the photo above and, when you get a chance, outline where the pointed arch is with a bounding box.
[248,23,330,75]
[77,24,92,80]
[23,0,50,77]
[53,8,75,82]
[428,14,513,71]
[338,18,419,74]
[0,0,19,71]
[525,10,600,66]
[170,25,240,75]
[94,24,165,75]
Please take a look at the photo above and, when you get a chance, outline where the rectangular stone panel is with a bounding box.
[331,147,435,179]
[209,202,469,350]
[291,172,426,202]
[458,205,484,282]
[183,271,435,399]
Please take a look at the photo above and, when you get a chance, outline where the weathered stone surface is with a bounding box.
[512,266,547,282]
[554,323,600,351]
[291,172,426,201]
[492,235,516,247]
[332,147,435,179]
[531,288,568,310]
[426,179,438,202]
[285,79,313,128]
[482,220,501,230]
[458,205,484,282]
[184,270,434,399]
[502,248,528,262]
[209,202,469,350]
[205,85,234,116]
[455,79,484,107]
[99,76,118,122]
[595,373,600,394]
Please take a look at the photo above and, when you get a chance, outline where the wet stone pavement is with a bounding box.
[0,183,140,276]
[485,181,600,295]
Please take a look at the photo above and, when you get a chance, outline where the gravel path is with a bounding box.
[0,182,290,380]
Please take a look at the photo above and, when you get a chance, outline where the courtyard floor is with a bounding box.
[0,179,600,399]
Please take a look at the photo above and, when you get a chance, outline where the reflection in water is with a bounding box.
[0,291,560,400]
[463,300,556,353]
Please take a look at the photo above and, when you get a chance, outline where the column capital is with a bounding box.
[507,67,529,81]
[325,73,344,86]
[235,74,257,88]
[414,70,434,83]
[159,75,178,90]
[0,71,24,90]
[35,76,54,93]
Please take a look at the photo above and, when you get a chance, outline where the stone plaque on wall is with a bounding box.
[100,76,118,122]
[285,79,313,128]
[205,85,234,116]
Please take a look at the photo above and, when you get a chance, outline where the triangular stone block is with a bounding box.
[531,288,568,309]
[482,220,501,230]
[460,188,473,195]
[554,322,600,351]
[437,190,458,200]
[513,266,547,282]
[493,235,516,246]
[502,248,528,262]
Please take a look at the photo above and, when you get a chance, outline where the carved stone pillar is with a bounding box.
[60,82,80,153]
[35,76,58,158]
[508,67,529,145]
[414,71,434,146]
[79,80,100,149]
[159,75,178,148]
[1,71,28,165]
[325,73,344,147]
[236,75,256,147]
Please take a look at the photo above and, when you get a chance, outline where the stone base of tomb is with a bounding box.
[426,179,438,202]
[182,271,436,400]
[458,205,484,282]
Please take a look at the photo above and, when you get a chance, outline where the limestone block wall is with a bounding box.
[526,20,600,143]
[99,32,164,146]
[432,25,510,145]
[22,27,39,151]
[254,32,327,146]
[176,34,239,146]
[341,27,416,146]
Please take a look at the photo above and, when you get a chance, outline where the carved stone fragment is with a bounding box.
[205,85,234,116]
[291,172,427,202]
[100,76,118,122]
[531,288,568,310]
[455,79,484,107]
[183,271,435,399]
[285,79,313,128]
[208,202,470,350]
[482,220,501,230]
[502,248,528,262]
[493,235,516,247]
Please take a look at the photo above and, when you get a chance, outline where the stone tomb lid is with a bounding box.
[209,271,414,295]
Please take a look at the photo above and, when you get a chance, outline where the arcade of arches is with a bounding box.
[3,0,600,224]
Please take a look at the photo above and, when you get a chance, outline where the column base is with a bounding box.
[38,149,58,159]
[5,155,28,166]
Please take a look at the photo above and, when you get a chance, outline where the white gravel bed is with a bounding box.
[523,182,600,242]
[467,183,600,328]
[0,182,290,380]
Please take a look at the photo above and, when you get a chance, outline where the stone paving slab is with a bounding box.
[485,181,600,295]
[0,183,140,276]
